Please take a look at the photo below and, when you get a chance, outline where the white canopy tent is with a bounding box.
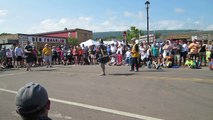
[80,39,99,47]
[103,40,124,46]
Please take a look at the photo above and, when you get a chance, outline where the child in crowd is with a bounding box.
[185,57,195,68]
[209,52,213,70]
[140,49,148,67]
[206,50,211,62]
[146,46,152,69]
[116,45,123,66]
[185,56,201,69]
[209,59,213,70]
[117,51,122,66]
[164,56,173,68]
[37,48,43,66]
[6,48,13,68]
[125,48,131,66]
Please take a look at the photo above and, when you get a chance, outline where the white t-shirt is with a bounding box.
[206,44,213,51]
[111,46,117,53]
[181,43,188,52]
[116,47,123,54]
[139,46,145,54]
[6,50,13,58]
[15,47,23,57]
[141,52,148,60]
[125,51,131,58]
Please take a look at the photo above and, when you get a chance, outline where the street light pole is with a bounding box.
[3,40,6,48]
[145,1,150,44]
[123,31,127,45]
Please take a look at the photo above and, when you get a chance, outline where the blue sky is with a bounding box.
[0,0,213,34]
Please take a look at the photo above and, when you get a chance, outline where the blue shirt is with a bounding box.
[151,46,159,57]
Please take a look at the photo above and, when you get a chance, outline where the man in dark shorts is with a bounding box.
[98,39,108,76]
[24,41,34,71]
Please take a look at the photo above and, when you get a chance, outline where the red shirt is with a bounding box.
[78,49,83,55]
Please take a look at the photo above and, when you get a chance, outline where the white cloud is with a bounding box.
[185,17,204,28]
[174,8,184,13]
[149,17,207,30]
[102,21,111,26]
[28,17,96,33]
[124,11,133,17]
[28,15,136,33]
[79,16,93,22]
[28,15,207,33]
[206,25,213,30]
[153,20,184,30]
[193,21,201,25]
[0,19,5,24]
[0,10,8,16]
[59,18,68,24]
[31,17,203,33]
[124,11,144,20]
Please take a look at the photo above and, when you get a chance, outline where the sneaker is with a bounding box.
[129,69,134,71]
[100,73,106,76]
[135,70,139,72]
[1,66,6,69]
[156,65,160,70]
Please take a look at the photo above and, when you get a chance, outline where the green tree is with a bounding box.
[126,26,142,42]
[116,35,124,40]
[154,32,162,39]
[0,33,12,36]
[68,38,78,45]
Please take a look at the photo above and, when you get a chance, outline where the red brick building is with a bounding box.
[0,34,67,49]
[34,28,93,44]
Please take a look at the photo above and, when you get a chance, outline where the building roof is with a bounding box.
[0,33,68,44]
[161,30,213,40]
[18,34,67,39]
[0,34,19,40]
[165,34,191,40]
[33,28,92,36]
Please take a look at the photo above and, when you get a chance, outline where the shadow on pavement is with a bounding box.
[140,69,166,72]
[0,68,19,72]
[33,68,57,72]
[109,73,135,76]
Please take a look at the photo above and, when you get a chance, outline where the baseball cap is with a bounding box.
[135,40,139,44]
[99,39,103,43]
[45,44,49,47]
[131,38,136,41]
[15,82,49,115]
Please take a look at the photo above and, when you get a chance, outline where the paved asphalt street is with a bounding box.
[0,65,213,120]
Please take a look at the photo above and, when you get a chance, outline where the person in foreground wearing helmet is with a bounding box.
[15,82,52,120]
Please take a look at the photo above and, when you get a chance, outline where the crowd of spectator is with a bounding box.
[0,39,213,70]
